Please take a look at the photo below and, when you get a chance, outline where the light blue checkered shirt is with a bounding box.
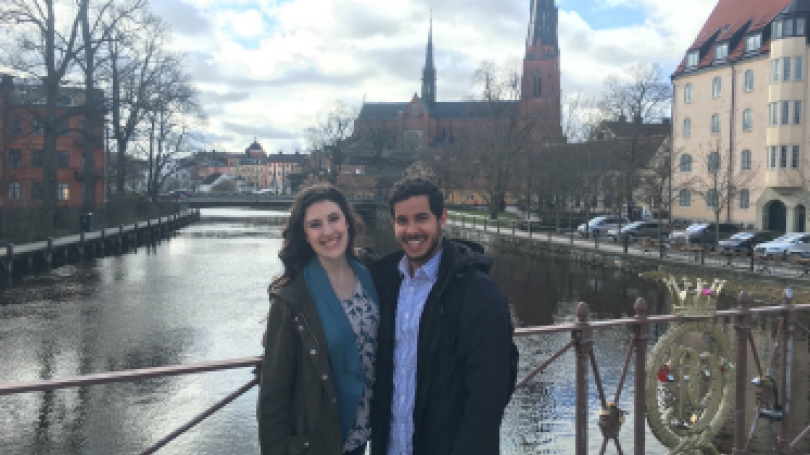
[387,248,443,455]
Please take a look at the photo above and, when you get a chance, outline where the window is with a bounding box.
[782,101,790,125]
[746,34,761,52]
[8,182,21,201]
[683,118,692,138]
[739,189,750,209]
[680,154,692,172]
[769,146,777,169]
[799,17,807,36]
[31,150,43,167]
[797,56,804,80]
[781,145,789,169]
[793,145,801,169]
[31,182,42,200]
[744,70,754,91]
[743,109,753,131]
[8,149,22,168]
[741,149,752,171]
[32,117,43,135]
[686,50,699,68]
[534,72,542,97]
[708,151,721,173]
[711,113,720,134]
[707,189,719,208]
[9,116,22,134]
[58,150,70,168]
[774,20,783,39]
[795,101,802,124]
[684,83,693,103]
[784,58,792,81]
[58,118,70,135]
[769,102,779,126]
[786,18,795,36]
[772,59,781,83]
[679,189,691,207]
[715,42,729,60]
[712,77,722,97]
[57,183,69,201]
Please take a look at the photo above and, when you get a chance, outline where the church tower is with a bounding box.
[522,0,561,105]
[421,17,437,109]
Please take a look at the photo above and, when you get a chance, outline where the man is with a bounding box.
[371,177,517,455]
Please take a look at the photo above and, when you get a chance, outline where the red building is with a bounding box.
[0,75,105,207]
[353,0,563,157]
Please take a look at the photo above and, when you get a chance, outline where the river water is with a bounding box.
[0,207,701,454]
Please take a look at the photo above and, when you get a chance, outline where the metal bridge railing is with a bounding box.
[1,297,810,455]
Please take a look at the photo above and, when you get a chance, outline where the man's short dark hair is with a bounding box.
[389,177,444,219]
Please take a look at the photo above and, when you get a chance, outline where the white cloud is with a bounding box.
[157,0,717,154]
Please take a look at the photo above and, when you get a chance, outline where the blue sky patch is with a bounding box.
[559,0,647,30]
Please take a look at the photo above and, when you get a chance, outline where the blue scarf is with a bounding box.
[303,256,379,442]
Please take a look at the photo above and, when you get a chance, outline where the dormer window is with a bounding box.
[714,42,728,61]
[686,50,699,68]
[773,17,808,40]
[745,34,761,53]
[774,20,783,39]
[799,17,807,36]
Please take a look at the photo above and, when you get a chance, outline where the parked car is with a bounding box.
[718,231,779,254]
[516,218,543,231]
[670,222,740,245]
[754,233,810,258]
[576,215,630,238]
[606,221,670,243]
[787,239,810,258]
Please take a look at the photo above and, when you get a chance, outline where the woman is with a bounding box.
[258,184,379,455]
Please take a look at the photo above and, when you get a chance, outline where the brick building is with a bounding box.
[0,75,105,207]
[350,0,563,191]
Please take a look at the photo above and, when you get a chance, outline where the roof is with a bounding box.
[246,140,264,152]
[266,153,307,164]
[598,120,672,140]
[674,0,793,76]
[358,103,409,120]
[201,173,222,185]
[358,100,521,120]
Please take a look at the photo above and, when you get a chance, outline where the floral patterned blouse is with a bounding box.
[339,279,379,453]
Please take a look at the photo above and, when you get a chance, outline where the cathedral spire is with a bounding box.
[527,0,558,51]
[421,13,436,108]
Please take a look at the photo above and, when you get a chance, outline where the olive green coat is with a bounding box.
[257,274,343,455]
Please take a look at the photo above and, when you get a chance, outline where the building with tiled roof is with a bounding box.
[671,0,809,232]
[195,143,307,194]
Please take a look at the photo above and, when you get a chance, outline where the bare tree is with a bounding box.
[684,141,759,243]
[598,63,672,124]
[310,100,357,184]
[1,0,87,232]
[459,59,558,219]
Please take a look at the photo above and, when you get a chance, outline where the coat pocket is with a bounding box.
[288,434,313,455]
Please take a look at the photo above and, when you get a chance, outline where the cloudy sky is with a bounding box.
[153,0,717,154]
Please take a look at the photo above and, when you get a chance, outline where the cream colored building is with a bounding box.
[672,0,808,232]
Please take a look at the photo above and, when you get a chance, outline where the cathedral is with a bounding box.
[353,0,563,157]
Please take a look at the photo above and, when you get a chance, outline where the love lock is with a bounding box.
[752,376,783,422]
[598,402,626,440]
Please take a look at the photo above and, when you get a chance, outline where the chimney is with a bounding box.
[278,150,282,154]
[618,114,627,123]
[633,114,642,125]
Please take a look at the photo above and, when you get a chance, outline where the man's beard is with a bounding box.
[402,231,442,265]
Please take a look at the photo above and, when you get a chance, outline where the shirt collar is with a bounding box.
[398,247,444,281]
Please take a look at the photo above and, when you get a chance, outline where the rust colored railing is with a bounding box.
[2,296,810,455]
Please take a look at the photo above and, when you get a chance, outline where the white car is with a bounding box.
[753,233,810,257]
[577,215,630,238]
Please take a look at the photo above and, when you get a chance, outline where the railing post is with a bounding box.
[778,289,796,454]
[570,229,574,244]
[512,221,516,236]
[574,302,592,455]
[624,234,629,254]
[595,232,599,249]
[733,291,752,455]
[496,219,500,233]
[633,298,649,455]
[484,218,488,231]
[6,243,12,258]
[462,214,465,227]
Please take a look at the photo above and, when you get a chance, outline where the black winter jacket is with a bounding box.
[369,239,516,455]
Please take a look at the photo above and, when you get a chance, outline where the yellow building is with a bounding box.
[672,0,808,232]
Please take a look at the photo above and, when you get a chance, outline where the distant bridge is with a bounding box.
[180,195,384,214]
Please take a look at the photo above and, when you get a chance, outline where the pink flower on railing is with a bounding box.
[701,288,714,297]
